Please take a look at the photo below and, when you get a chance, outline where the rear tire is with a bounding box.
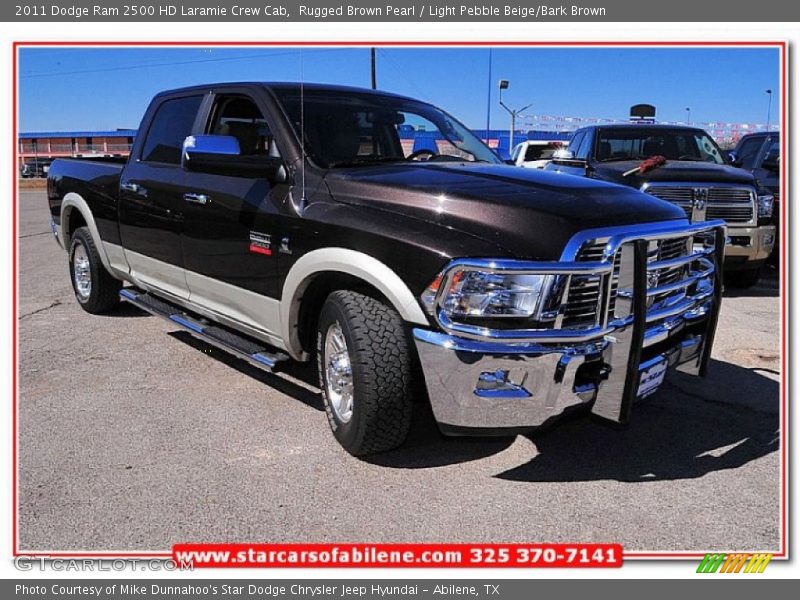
[69,226,121,314]
[317,290,414,455]
[727,266,762,289]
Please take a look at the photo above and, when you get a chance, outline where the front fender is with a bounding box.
[280,247,429,360]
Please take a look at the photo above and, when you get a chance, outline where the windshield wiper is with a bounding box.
[328,156,404,168]
[599,156,643,162]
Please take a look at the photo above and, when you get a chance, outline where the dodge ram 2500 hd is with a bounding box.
[48,83,725,455]
[546,124,774,288]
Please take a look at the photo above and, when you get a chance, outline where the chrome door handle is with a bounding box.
[183,193,209,205]
[121,181,147,196]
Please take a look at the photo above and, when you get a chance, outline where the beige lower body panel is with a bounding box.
[120,249,285,351]
[103,242,131,280]
[184,270,282,341]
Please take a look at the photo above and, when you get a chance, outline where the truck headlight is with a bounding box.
[421,267,551,319]
[758,194,774,219]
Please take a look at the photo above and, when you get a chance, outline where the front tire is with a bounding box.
[727,266,762,289]
[317,290,414,455]
[68,226,121,314]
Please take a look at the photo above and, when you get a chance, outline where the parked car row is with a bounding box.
[20,158,54,178]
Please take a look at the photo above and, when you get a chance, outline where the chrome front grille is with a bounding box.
[646,187,694,202]
[562,273,602,328]
[706,204,753,221]
[645,237,694,312]
[570,233,711,332]
[644,184,755,224]
[708,187,753,202]
[658,236,690,260]
[566,242,621,329]
[649,236,691,292]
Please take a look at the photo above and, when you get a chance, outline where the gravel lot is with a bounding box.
[17,190,781,553]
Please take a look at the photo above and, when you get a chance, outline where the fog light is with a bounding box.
[763,233,775,247]
[474,368,530,398]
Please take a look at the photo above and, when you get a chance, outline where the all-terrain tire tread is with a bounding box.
[320,290,414,455]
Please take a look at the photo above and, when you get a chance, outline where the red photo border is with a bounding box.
[12,39,788,562]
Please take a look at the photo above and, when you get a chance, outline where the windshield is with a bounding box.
[272,88,502,168]
[596,128,726,164]
[524,145,561,161]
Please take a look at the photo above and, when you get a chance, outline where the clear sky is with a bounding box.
[18,46,779,133]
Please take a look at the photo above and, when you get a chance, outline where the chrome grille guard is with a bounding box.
[432,219,726,347]
[423,219,726,427]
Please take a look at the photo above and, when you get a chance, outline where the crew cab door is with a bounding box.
[119,93,204,300]
[180,91,288,335]
[753,136,780,194]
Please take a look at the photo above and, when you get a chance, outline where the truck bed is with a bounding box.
[47,157,125,227]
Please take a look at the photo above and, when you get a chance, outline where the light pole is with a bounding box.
[685,107,691,125]
[370,48,377,90]
[498,79,532,159]
[765,89,773,130]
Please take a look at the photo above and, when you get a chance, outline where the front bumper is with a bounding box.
[413,221,725,433]
[414,317,710,433]
[723,224,775,267]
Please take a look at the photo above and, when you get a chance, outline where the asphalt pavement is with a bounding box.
[17,190,781,553]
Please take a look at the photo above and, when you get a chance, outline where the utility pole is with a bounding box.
[370,48,377,90]
[485,49,492,142]
[498,79,532,159]
[765,89,773,130]
[685,107,691,125]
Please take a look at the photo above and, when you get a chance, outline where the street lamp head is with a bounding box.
[766,89,772,94]
[498,79,509,90]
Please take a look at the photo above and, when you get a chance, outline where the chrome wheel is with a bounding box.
[72,242,92,301]
[324,321,354,423]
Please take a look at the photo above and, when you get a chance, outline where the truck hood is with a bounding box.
[323,162,685,260]
[593,160,757,189]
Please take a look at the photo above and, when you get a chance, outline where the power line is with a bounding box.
[375,49,427,98]
[20,48,352,79]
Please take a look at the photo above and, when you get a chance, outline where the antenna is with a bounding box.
[299,48,307,212]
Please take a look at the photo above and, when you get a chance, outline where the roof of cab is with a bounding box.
[154,82,419,103]
[580,123,710,133]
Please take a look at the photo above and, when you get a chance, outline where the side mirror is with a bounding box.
[553,148,575,161]
[727,151,743,167]
[182,135,286,182]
